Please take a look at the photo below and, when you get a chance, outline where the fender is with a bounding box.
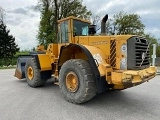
[58,44,110,93]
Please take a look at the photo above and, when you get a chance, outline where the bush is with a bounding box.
[0,51,29,67]
[0,58,17,67]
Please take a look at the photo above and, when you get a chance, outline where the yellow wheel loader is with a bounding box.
[14,14,156,104]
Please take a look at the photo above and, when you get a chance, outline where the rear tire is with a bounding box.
[59,59,97,104]
[25,58,47,87]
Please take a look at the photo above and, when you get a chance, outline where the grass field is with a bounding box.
[0,66,16,70]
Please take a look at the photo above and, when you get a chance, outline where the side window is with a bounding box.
[82,26,88,36]
[60,20,68,43]
[73,20,89,36]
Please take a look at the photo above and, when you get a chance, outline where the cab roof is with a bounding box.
[58,16,91,24]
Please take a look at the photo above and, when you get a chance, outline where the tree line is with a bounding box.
[0,7,19,66]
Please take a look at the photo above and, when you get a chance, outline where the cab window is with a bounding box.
[73,20,89,36]
[59,20,69,43]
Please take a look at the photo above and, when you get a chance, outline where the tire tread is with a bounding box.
[59,59,97,104]
[25,58,46,87]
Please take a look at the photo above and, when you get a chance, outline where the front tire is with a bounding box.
[59,59,97,104]
[25,58,47,87]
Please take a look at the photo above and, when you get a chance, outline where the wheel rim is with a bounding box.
[28,66,34,80]
[66,72,79,92]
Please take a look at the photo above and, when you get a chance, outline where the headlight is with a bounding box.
[120,44,127,70]
[121,44,127,53]
[120,58,127,70]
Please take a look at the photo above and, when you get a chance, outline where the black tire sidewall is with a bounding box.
[25,59,41,87]
[59,60,94,103]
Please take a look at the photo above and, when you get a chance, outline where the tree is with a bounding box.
[90,14,101,31]
[144,34,160,57]
[0,10,19,66]
[157,44,160,57]
[0,6,5,22]
[37,0,92,47]
[157,38,160,57]
[106,18,114,35]
[106,11,145,35]
[144,34,157,55]
[37,1,54,47]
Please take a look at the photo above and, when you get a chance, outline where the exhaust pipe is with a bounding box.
[101,14,108,34]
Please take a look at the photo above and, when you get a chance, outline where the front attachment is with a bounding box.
[14,55,33,79]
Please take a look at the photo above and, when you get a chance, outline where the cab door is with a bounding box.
[58,20,70,54]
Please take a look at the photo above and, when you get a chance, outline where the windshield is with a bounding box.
[73,20,89,36]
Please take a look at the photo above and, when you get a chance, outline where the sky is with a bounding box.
[0,0,160,50]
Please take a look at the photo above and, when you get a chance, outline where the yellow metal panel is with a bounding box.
[47,44,58,57]
[111,72,122,85]
[98,64,106,76]
[88,36,111,57]
[75,51,88,60]
[105,67,113,84]
[114,35,135,40]
[123,66,157,75]
[83,45,109,76]
[38,54,52,71]
[36,45,45,51]
[75,36,111,57]
[110,35,133,69]
[111,66,156,90]
[68,18,73,43]
[75,36,89,45]
[115,39,127,69]
[132,75,142,83]
[46,43,59,63]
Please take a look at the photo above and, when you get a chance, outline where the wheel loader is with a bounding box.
[14,14,157,104]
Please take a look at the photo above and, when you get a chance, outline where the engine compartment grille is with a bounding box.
[127,37,150,70]
[135,38,150,66]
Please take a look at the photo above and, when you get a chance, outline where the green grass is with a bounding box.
[0,66,16,69]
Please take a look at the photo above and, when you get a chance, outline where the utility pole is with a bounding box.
[0,6,5,22]
[152,44,156,66]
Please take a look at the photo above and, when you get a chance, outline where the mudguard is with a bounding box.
[58,44,110,93]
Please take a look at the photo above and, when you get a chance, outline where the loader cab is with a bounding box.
[73,19,90,36]
[58,16,91,44]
